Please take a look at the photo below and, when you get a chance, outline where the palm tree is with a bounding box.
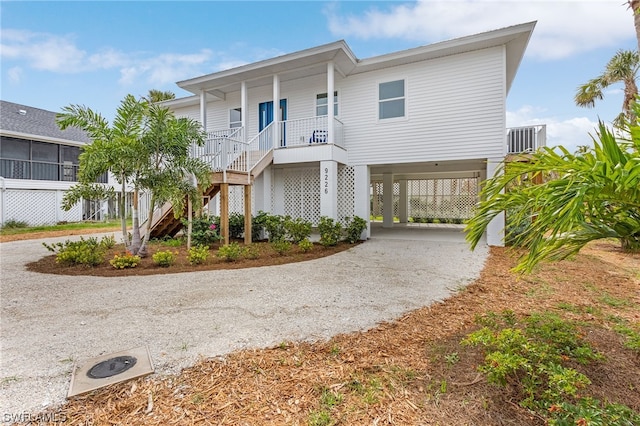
[575,49,640,125]
[137,103,210,254]
[57,95,146,249]
[466,108,640,273]
[145,89,175,104]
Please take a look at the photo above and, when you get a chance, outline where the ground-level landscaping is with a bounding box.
[8,231,639,425]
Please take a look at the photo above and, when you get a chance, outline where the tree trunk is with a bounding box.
[139,193,157,257]
[187,195,193,250]
[130,189,142,255]
[119,178,129,248]
[621,234,640,252]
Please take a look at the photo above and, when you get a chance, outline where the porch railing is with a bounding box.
[190,127,245,171]
[507,125,546,154]
[276,116,344,148]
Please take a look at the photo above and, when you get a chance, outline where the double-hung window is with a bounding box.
[378,79,405,120]
[229,108,242,128]
[316,91,338,116]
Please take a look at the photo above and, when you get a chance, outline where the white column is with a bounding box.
[241,81,247,142]
[353,165,370,239]
[486,157,505,246]
[382,173,394,228]
[320,160,338,220]
[398,179,408,223]
[272,168,285,216]
[199,90,207,132]
[254,165,272,214]
[327,61,335,144]
[272,74,280,148]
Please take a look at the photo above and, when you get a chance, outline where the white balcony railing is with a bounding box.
[507,125,546,154]
[276,116,344,148]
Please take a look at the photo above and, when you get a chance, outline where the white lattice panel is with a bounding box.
[5,189,57,225]
[281,167,321,224]
[371,181,383,217]
[62,200,82,222]
[407,178,478,220]
[212,185,255,216]
[337,165,355,223]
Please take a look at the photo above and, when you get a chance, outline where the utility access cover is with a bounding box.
[68,346,154,398]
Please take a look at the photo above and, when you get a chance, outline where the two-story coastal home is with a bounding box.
[148,21,544,246]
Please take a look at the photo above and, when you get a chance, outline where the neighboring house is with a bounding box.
[0,100,108,226]
[149,21,545,246]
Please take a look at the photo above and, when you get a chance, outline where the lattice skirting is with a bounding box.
[371,177,479,221]
[1,189,83,226]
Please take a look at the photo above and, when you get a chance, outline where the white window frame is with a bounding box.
[316,91,338,117]
[229,107,242,128]
[378,79,406,121]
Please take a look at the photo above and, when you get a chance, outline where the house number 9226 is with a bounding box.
[324,168,329,194]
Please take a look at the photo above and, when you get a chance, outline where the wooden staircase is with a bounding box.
[144,149,273,241]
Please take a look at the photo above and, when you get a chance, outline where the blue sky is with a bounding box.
[1,1,637,153]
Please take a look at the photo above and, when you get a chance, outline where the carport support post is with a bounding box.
[382,173,394,228]
[320,160,338,220]
[353,165,370,239]
[398,179,408,223]
[485,157,505,246]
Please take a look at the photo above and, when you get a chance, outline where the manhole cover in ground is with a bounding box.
[87,356,137,379]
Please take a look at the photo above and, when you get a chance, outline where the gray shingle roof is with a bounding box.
[0,100,91,144]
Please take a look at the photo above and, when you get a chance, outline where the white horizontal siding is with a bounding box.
[342,46,506,165]
[168,46,507,166]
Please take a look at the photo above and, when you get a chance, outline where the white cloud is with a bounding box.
[507,105,599,153]
[326,0,634,61]
[1,28,217,87]
[7,66,23,83]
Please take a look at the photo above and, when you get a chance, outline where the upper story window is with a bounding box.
[229,108,242,128]
[379,79,405,120]
[316,91,338,116]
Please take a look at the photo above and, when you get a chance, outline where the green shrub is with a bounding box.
[182,215,222,247]
[243,244,260,259]
[271,239,292,255]
[548,397,640,425]
[43,236,113,267]
[298,238,314,253]
[159,236,183,247]
[228,212,245,239]
[318,216,342,247]
[343,216,367,243]
[187,245,209,265]
[217,242,243,262]
[152,250,177,267]
[110,251,141,269]
[263,214,287,242]
[252,211,269,241]
[285,217,312,243]
[2,219,29,229]
[462,311,603,414]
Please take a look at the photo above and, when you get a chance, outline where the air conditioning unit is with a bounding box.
[508,127,536,153]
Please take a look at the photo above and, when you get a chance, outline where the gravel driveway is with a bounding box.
[0,228,488,419]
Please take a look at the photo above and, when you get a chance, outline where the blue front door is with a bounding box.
[259,99,287,146]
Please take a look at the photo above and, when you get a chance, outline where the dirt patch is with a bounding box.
[14,238,638,426]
